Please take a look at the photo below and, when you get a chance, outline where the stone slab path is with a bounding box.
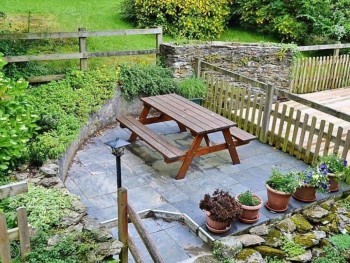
[65,121,345,262]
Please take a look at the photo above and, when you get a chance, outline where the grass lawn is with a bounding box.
[0,0,277,66]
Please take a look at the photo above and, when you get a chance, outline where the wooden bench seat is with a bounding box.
[117,116,186,163]
[230,127,256,146]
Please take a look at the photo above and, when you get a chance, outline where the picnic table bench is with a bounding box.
[117,94,255,179]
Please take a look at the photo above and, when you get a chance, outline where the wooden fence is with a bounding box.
[0,181,34,263]
[197,59,350,164]
[0,27,163,82]
[290,55,350,93]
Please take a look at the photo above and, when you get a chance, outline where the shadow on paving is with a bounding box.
[65,121,349,261]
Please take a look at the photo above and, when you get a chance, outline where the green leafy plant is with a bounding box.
[329,234,350,251]
[199,189,242,223]
[266,168,299,194]
[312,245,346,263]
[177,77,207,99]
[318,154,348,178]
[0,184,75,230]
[281,237,306,257]
[267,257,286,263]
[237,191,260,206]
[119,64,178,100]
[0,55,38,176]
[296,167,329,192]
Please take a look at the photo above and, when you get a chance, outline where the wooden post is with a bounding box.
[0,212,11,263]
[194,57,201,78]
[128,234,145,263]
[17,207,31,258]
[79,28,88,70]
[156,27,163,64]
[333,41,341,57]
[260,85,275,143]
[118,188,128,263]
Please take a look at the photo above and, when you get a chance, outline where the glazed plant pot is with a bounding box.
[265,184,292,212]
[237,195,263,224]
[205,211,231,234]
[328,173,339,192]
[293,186,316,202]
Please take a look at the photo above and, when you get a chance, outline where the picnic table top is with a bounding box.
[141,93,236,135]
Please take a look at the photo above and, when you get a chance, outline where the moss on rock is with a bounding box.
[291,214,313,233]
[265,228,283,247]
[235,248,257,260]
[293,233,318,248]
[255,245,286,258]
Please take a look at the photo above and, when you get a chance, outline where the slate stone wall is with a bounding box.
[160,42,293,89]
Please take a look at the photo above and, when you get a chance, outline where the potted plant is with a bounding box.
[236,191,263,224]
[265,168,299,212]
[318,154,348,192]
[177,77,207,105]
[293,167,329,202]
[199,189,242,233]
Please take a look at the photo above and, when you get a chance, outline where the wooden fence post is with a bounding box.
[156,27,163,64]
[260,85,275,143]
[334,41,341,57]
[194,57,201,78]
[17,207,31,259]
[0,212,11,263]
[118,188,128,263]
[79,28,88,70]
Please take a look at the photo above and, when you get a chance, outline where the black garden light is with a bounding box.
[105,137,130,188]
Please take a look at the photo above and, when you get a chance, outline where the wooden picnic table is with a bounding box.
[117,93,248,180]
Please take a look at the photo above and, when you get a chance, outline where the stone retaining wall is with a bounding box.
[160,42,293,89]
[58,87,142,180]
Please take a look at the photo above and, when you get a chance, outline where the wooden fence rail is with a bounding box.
[1,27,163,81]
[0,181,33,263]
[290,55,350,93]
[198,59,350,164]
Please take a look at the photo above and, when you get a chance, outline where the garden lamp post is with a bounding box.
[105,137,130,188]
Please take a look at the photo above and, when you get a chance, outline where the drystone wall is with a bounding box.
[160,42,293,89]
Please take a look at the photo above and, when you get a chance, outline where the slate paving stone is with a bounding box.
[88,206,117,222]
[88,193,116,210]
[226,183,250,196]
[203,168,240,187]
[127,186,168,212]
[122,175,150,189]
[173,199,206,227]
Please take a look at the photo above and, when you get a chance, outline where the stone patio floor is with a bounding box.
[64,120,346,262]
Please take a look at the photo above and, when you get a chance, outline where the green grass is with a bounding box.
[0,0,277,66]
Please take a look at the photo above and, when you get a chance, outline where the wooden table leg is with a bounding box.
[129,105,151,142]
[222,129,240,164]
[176,134,204,180]
[204,135,211,146]
[177,122,187,132]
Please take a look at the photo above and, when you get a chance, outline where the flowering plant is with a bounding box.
[297,167,329,192]
[318,154,348,179]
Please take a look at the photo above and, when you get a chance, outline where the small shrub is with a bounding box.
[177,77,207,99]
[318,154,348,177]
[312,245,346,263]
[329,234,350,251]
[296,167,329,192]
[134,0,233,39]
[266,168,299,194]
[119,64,178,100]
[0,184,75,230]
[281,237,306,257]
[237,191,260,206]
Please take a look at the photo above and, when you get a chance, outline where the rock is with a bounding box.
[14,172,29,181]
[289,250,312,262]
[213,236,242,259]
[293,233,319,248]
[320,199,335,211]
[254,245,286,258]
[30,178,42,185]
[82,216,100,231]
[40,162,59,177]
[235,234,265,247]
[67,223,83,233]
[302,206,329,223]
[249,224,269,236]
[95,240,123,257]
[312,248,325,258]
[291,214,313,233]
[40,177,61,187]
[235,248,266,263]
[265,229,283,247]
[313,230,326,240]
[92,227,113,242]
[47,234,60,246]
[320,213,337,225]
[61,210,84,227]
[276,218,296,233]
[192,255,220,263]
[71,200,87,215]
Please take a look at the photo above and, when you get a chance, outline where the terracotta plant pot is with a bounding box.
[237,195,263,224]
[293,186,316,202]
[265,184,292,212]
[205,212,231,234]
[328,173,339,192]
